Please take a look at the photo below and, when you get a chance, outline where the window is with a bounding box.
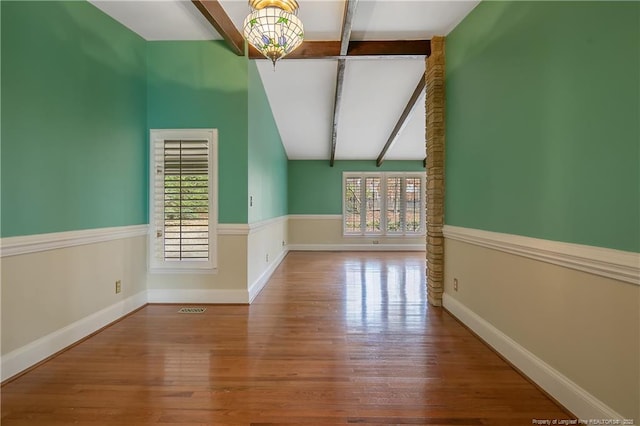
[149,129,217,272]
[343,172,425,236]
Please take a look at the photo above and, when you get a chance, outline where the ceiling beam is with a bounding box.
[348,40,430,57]
[249,42,338,59]
[192,0,244,56]
[340,0,359,56]
[330,0,358,166]
[330,59,346,167]
[376,76,426,167]
[248,40,430,60]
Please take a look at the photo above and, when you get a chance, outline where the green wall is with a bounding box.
[288,160,425,214]
[2,2,426,232]
[1,1,147,237]
[147,41,249,224]
[248,62,288,223]
[445,1,639,252]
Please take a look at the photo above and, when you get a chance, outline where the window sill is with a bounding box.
[342,233,426,238]
[148,267,219,275]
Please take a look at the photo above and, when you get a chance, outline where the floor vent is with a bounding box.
[178,307,207,314]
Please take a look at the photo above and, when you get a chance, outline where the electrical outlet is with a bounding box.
[372,240,379,244]
[266,253,269,262]
[115,280,122,294]
[453,278,458,291]
[282,240,285,247]
[249,196,253,207]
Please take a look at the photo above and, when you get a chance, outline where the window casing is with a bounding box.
[149,129,217,273]
[343,172,425,236]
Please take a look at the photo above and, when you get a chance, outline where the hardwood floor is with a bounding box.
[2,252,571,425]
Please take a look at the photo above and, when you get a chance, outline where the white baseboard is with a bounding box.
[146,288,249,304]
[1,291,147,382]
[249,248,288,303]
[443,293,630,423]
[288,244,425,251]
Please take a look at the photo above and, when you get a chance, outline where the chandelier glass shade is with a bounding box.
[242,0,304,67]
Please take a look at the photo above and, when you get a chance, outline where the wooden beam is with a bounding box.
[329,0,357,166]
[330,60,346,167]
[249,42,339,59]
[348,40,430,57]
[192,0,244,56]
[376,76,426,167]
[340,0,359,56]
[248,40,430,60]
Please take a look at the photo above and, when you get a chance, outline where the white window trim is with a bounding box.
[149,129,218,274]
[342,172,426,237]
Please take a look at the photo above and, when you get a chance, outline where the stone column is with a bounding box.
[425,36,445,307]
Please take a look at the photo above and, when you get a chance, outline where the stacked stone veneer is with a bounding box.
[425,36,445,307]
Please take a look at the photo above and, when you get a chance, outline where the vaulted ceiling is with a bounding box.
[90,0,480,163]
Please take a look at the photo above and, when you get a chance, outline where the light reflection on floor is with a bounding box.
[343,254,427,331]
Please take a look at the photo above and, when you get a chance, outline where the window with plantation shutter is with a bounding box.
[149,129,217,272]
[343,172,425,236]
[344,177,362,233]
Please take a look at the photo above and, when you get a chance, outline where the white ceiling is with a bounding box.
[90,0,480,161]
[255,59,338,159]
[91,0,221,40]
[335,59,426,160]
[351,1,481,40]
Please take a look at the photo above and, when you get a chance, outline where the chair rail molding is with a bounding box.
[0,225,149,257]
[443,225,640,286]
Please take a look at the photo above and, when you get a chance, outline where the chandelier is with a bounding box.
[242,0,304,67]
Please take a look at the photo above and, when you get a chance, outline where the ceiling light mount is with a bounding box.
[243,0,304,68]
[248,0,299,13]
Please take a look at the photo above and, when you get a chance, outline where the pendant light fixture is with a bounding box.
[242,0,304,68]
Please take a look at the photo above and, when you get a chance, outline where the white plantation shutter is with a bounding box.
[344,176,362,234]
[364,177,382,233]
[386,176,403,234]
[343,172,425,236]
[152,137,164,262]
[150,129,217,272]
[404,177,423,233]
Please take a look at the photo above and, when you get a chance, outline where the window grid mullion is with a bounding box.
[178,140,183,261]
[360,175,366,235]
[380,175,387,234]
[401,176,406,234]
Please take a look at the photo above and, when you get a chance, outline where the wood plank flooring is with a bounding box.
[1,252,571,425]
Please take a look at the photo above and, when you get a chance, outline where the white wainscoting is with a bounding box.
[248,248,288,303]
[1,220,290,382]
[218,223,250,235]
[2,291,147,382]
[288,214,425,251]
[443,225,639,285]
[147,216,290,304]
[443,294,633,424]
[247,215,289,302]
[1,225,149,382]
[0,224,148,257]
[443,225,639,423]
